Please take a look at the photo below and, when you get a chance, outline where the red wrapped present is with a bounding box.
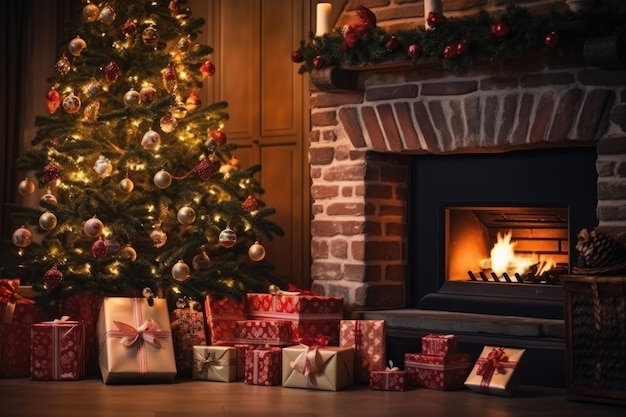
[192,346,237,382]
[232,319,292,345]
[465,346,525,397]
[170,304,207,376]
[370,361,407,391]
[247,292,343,345]
[421,333,457,356]
[404,352,472,390]
[30,316,85,380]
[96,297,177,384]
[0,278,41,377]
[339,319,386,383]
[204,295,246,345]
[245,346,282,386]
[58,291,103,377]
[233,343,256,380]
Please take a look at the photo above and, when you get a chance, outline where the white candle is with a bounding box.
[316,3,332,36]
[424,0,442,28]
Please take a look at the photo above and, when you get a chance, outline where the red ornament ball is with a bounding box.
[426,11,444,29]
[384,36,399,53]
[104,61,121,82]
[455,40,468,56]
[407,43,422,58]
[241,195,259,211]
[121,19,138,38]
[194,158,217,180]
[356,5,377,28]
[200,60,216,78]
[210,130,227,145]
[91,238,108,259]
[291,49,304,63]
[44,266,63,289]
[443,44,458,60]
[342,28,360,50]
[545,31,559,48]
[313,56,324,70]
[491,21,511,38]
[42,162,61,183]
[46,88,61,114]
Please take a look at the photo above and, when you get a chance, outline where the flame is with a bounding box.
[485,230,536,276]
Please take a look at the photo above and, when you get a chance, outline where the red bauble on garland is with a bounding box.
[342,27,360,50]
[455,40,468,56]
[313,56,324,70]
[426,11,445,29]
[291,49,303,63]
[491,21,511,38]
[544,31,559,48]
[384,36,399,53]
[356,5,377,28]
[443,44,457,60]
[407,43,422,58]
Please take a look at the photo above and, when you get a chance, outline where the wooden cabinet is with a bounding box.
[190,0,311,288]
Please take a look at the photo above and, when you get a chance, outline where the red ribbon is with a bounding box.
[475,347,517,393]
[290,336,331,376]
[113,318,167,349]
[0,280,34,324]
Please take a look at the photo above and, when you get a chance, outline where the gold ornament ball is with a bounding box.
[139,86,157,104]
[171,101,188,119]
[119,178,134,193]
[12,226,32,248]
[171,260,191,282]
[248,241,266,262]
[82,3,100,22]
[268,284,280,295]
[40,192,57,206]
[18,178,36,196]
[153,170,172,189]
[177,206,196,225]
[219,164,235,175]
[119,245,137,261]
[68,37,87,56]
[123,89,140,106]
[38,212,58,231]
[150,228,167,248]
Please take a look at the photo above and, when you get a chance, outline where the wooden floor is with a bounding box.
[1,378,624,416]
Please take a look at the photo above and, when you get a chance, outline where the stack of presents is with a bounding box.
[1,278,526,396]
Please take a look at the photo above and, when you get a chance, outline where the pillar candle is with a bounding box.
[424,0,442,28]
[316,3,332,36]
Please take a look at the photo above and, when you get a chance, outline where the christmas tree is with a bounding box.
[2,0,284,306]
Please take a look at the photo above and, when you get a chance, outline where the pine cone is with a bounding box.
[576,228,626,268]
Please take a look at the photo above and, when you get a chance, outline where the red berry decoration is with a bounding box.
[544,31,559,48]
[91,237,108,259]
[407,43,422,58]
[356,5,377,28]
[291,49,303,63]
[384,36,399,53]
[455,40,468,56]
[210,130,227,145]
[200,60,216,78]
[194,158,217,180]
[44,266,63,289]
[241,195,259,211]
[46,88,61,114]
[104,61,121,82]
[491,21,510,38]
[443,44,458,60]
[313,56,324,70]
[42,162,61,183]
[426,11,444,29]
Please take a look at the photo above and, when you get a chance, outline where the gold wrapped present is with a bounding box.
[282,344,354,391]
[192,346,237,382]
[464,346,525,397]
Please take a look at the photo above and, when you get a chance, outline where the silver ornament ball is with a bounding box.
[171,260,191,282]
[39,212,58,231]
[123,89,140,106]
[153,170,172,189]
[177,206,196,225]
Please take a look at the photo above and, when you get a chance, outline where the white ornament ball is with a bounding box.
[150,228,167,248]
[177,206,196,225]
[62,93,81,114]
[119,245,137,261]
[98,5,116,25]
[119,177,134,193]
[39,212,58,231]
[171,260,191,282]
[141,129,161,150]
[218,227,237,248]
[123,89,140,106]
[93,155,113,177]
[248,241,266,261]
[68,36,87,56]
[18,178,36,196]
[12,226,32,248]
[84,217,104,237]
[153,170,172,189]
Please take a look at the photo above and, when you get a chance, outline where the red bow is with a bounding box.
[1,280,34,324]
[476,347,508,380]
[290,336,331,376]
[113,319,165,349]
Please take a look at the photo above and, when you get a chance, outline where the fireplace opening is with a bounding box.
[408,147,598,319]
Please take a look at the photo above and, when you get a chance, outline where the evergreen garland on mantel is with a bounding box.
[291,4,626,74]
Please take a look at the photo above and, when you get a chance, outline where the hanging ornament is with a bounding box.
[12,226,32,248]
[170,101,187,119]
[161,63,178,93]
[62,92,81,114]
[18,177,36,196]
[192,250,211,271]
[84,78,102,97]
[93,155,113,177]
[443,44,458,60]
[159,113,178,133]
[545,31,559,48]
[68,36,87,56]
[82,3,100,22]
[176,36,191,53]
[40,189,57,206]
[104,239,121,255]
[104,61,121,82]
[185,90,201,113]
[98,4,116,25]
[219,163,235,175]
[139,85,157,104]
[46,88,61,114]
[42,162,61,183]
[123,88,140,106]
[150,227,167,248]
[384,36,399,53]
[38,211,58,231]
[268,284,280,295]
[491,21,511,38]
[84,216,104,237]
[241,195,259,211]
[200,60,215,78]
[91,238,108,259]
[55,55,71,75]
[141,129,161,150]
[248,241,266,262]
[407,43,422,58]
[153,169,172,189]
[121,19,138,38]
[313,56,325,70]
[118,177,134,193]
[177,206,196,225]
[218,227,237,248]
[83,101,100,123]
[291,49,304,63]
[194,158,217,180]
[209,130,227,145]
[171,260,191,282]
[142,25,160,46]
[119,244,137,261]
[44,266,63,289]
[426,11,444,29]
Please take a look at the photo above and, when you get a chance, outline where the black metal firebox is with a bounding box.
[408,147,598,320]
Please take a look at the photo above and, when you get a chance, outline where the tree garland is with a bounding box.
[291,4,626,74]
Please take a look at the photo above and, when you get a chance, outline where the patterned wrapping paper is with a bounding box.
[231,319,293,346]
[192,346,237,382]
[58,291,104,377]
[464,346,526,397]
[282,345,354,391]
[421,333,457,356]
[244,347,282,386]
[370,362,407,391]
[204,295,247,345]
[404,352,472,391]
[170,308,207,376]
[339,319,386,383]
[0,279,41,378]
[233,343,257,380]
[247,293,343,345]
[96,297,177,384]
[30,317,85,381]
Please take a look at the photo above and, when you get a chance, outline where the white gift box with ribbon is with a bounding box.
[281,344,354,391]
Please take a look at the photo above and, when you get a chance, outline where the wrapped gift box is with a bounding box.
[233,343,256,380]
[204,295,246,345]
[30,317,85,380]
[405,352,472,390]
[232,319,292,346]
[244,347,282,386]
[171,307,207,376]
[192,346,237,382]
[370,361,407,391]
[339,319,386,383]
[96,297,177,384]
[464,346,525,397]
[247,293,343,345]
[0,278,41,378]
[421,333,457,356]
[282,345,354,391]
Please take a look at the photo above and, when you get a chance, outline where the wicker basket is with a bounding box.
[562,275,626,405]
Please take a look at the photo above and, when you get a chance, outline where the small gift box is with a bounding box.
[405,352,472,391]
[282,340,354,391]
[170,299,207,376]
[30,316,85,381]
[96,297,177,384]
[370,361,407,391]
[232,319,293,345]
[421,333,457,356]
[464,346,526,397]
[233,343,257,380]
[339,319,386,383]
[204,294,246,345]
[192,346,237,382]
[0,278,41,378]
[244,346,282,386]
